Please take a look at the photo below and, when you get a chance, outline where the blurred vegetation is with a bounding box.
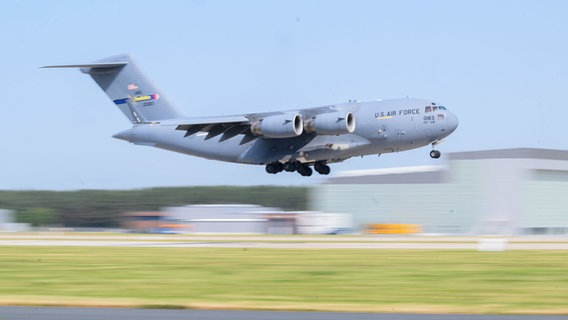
[1,247,567,313]
[14,208,57,227]
[0,186,307,227]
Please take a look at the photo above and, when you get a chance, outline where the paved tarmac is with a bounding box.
[0,307,567,320]
[1,238,568,250]
[2,234,568,242]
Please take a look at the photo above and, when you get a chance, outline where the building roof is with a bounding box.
[325,148,568,184]
[449,148,568,161]
[123,211,167,217]
[326,166,445,184]
[180,204,262,208]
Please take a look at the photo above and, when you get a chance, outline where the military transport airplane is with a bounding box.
[44,54,458,176]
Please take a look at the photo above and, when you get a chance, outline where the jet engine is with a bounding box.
[251,113,304,138]
[304,112,355,135]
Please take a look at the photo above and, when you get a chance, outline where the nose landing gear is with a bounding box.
[429,140,443,159]
[429,150,441,159]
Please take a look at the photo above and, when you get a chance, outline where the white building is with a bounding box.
[309,148,568,235]
[163,204,274,234]
[296,212,353,234]
[162,204,353,234]
[0,209,13,225]
[0,209,29,232]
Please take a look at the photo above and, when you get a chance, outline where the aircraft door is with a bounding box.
[394,128,406,150]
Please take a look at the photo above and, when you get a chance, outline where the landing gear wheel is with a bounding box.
[265,162,284,174]
[265,163,277,174]
[283,161,298,172]
[430,150,441,159]
[314,162,331,175]
[297,164,313,177]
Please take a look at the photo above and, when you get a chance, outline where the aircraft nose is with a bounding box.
[447,111,459,133]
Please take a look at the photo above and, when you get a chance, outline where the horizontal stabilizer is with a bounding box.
[42,62,128,69]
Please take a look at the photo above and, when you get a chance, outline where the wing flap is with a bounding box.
[205,124,229,140]
[170,115,254,142]
[220,125,249,142]
[240,132,257,145]
[183,124,208,137]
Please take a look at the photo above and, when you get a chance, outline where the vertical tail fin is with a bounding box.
[43,54,184,123]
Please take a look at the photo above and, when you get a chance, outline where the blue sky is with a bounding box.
[1,0,567,190]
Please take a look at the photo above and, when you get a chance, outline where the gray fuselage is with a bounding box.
[114,98,458,166]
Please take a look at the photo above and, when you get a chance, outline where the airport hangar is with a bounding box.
[309,148,568,235]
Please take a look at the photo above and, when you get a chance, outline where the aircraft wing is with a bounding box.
[168,105,355,145]
[163,115,254,143]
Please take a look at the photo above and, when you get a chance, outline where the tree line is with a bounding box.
[0,186,308,228]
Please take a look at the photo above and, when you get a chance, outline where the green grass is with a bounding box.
[0,247,567,314]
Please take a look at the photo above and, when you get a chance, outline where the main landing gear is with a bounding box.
[296,164,313,177]
[265,162,284,174]
[265,160,330,176]
[314,161,331,175]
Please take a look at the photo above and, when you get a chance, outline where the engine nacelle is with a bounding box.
[304,112,355,135]
[251,113,304,138]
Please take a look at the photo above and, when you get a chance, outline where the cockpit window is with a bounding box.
[425,105,446,113]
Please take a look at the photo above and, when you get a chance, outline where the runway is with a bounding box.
[1,234,568,250]
[1,307,567,320]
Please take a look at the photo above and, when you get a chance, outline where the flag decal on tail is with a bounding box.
[133,94,159,102]
[113,98,128,105]
[113,94,159,105]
